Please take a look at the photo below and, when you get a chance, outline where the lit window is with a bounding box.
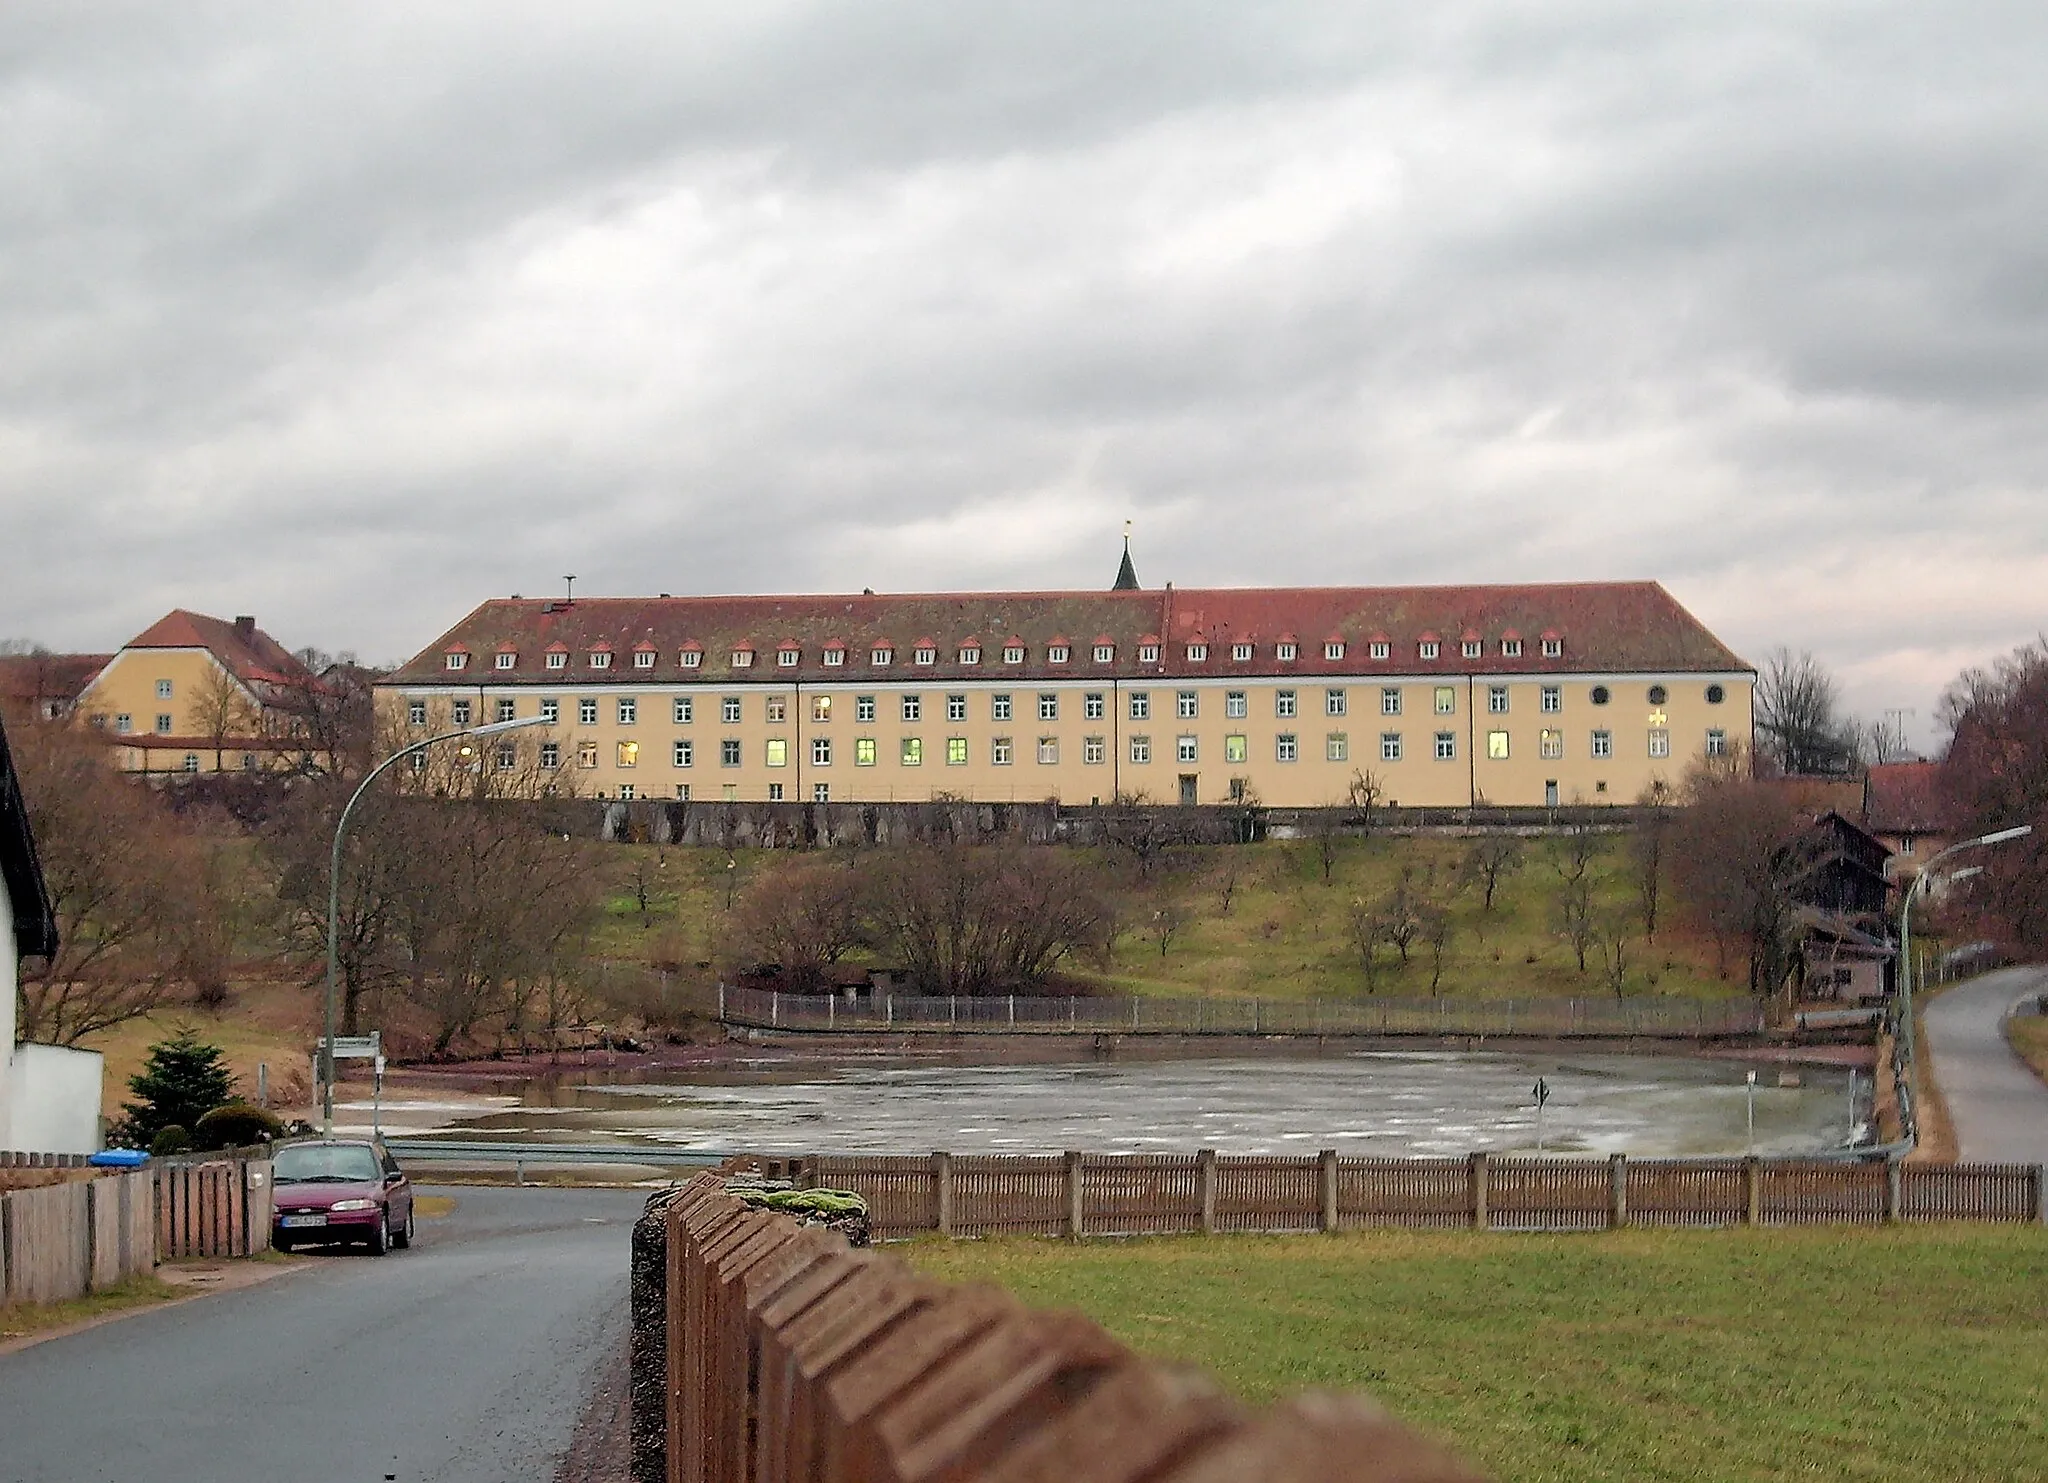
[407,701,426,727]
[722,696,741,724]
[1488,686,1509,714]
[1502,638,1523,658]
[947,737,969,765]
[1434,732,1457,761]
[813,783,829,803]
[855,738,877,766]
[993,693,1013,721]
[812,737,832,766]
[901,737,922,766]
[498,652,518,670]
[1084,736,1106,765]
[947,694,967,722]
[1093,644,1114,663]
[1540,729,1563,760]
[1541,686,1561,714]
[1276,642,1297,662]
[721,739,741,767]
[1138,644,1160,663]
[1129,735,1151,764]
[1487,731,1509,760]
[1275,733,1298,763]
[765,697,787,723]
[1047,645,1070,664]
[813,695,832,722]
[1435,687,1456,715]
[959,646,981,665]
[546,651,568,670]
[674,740,694,767]
[497,699,516,723]
[1591,729,1613,759]
[1232,643,1253,662]
[618,698,636,725]
[1129,692,1150,720]
[856,695,876,723]
[765,739,787,767]
[156,679,173,699]
[1178,691,1198,719]
[541,699,559,724]
[1275,690,1297,719]
[445,652,468,671]
[578,698,597,724]
[1325,641,1344,661]
[823,648,845,668]
[778,648,799,667]
[540,742,560,769]
[1542,637,1563,658]
[914,646,936,665]
[1326,688,1347,717]
[674,697,693,724]
[1039,693,1059,721]
[1419,641,1440,660]
[1226,691,1247,718]
[992,736,1013,765]
[1038,737,1059,765]
[679,650,701,669]
[1381,733,1402,762]
[1004,645,1025,664]
[1706,728,1727,757]
[730,649,752,668]
[901,695,922,722]
[871,647,893,666]
[1649,728,1671,759]
[1085,692,1106,719]
[617,741,640,768]
[1186,643,1207,662]
[590,651,612,670]
[1326,733,1348,762]
[1225,734,1247,763]
[452,701,471,727]
[633,650,655,670]
[1463,640,1483,659]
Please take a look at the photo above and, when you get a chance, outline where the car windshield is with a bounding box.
[272,1144,383,1184]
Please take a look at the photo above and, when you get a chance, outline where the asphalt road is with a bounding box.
[0,1184,646,1483]
[1920,964,2048,1164]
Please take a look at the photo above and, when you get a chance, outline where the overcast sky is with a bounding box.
[5,3,2045,747]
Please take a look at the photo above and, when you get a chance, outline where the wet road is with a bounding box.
[0,1185,642,1483]
[1922,964,2048,1163]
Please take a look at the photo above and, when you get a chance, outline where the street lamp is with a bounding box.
[321,714,550,1133]
[1896,824,2032,1067]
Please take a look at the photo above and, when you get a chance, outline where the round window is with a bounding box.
[1706,684,1725,705]
[1590,685,1610,706]
[1647,685,1668,706]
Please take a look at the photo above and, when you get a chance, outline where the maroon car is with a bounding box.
[271,1139,415,1255]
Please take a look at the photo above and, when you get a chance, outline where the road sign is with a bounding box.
[316,1033,382,1060]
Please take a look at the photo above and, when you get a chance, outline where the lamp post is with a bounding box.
[322,714,550,1134]
[1896,824,2031,1067]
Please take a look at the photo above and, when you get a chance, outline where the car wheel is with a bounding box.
[367,1213,391,1256]
[392,1206,413,1250]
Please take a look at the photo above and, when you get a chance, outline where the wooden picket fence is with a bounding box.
[0,1170,157,1305]
[632,1174,1488,1483]
[155,1158,274,1260]
[777,1151,2048,1240]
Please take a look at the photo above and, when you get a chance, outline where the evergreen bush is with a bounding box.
[119,1029,235,1147]
[194,1101,284,1151]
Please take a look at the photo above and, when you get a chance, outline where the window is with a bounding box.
[1225,734,1248,763]
[1649,728,1671,759]
[871,646,893,666]
[497,699,517,723]
[617,741,640,768]
[445,652,468,671]
[1186,643,1207,662]
[155,712,174,734]
[614,783,636,800]
[541,698,559,724]
[579,742,600,768]
[1462,639,1483,659]
[1176,735,1198,763]
[410,753,426,775]
[673,697,693,724]
[813,737,832,766]
[1541,685,1561,714]
[1093,643,1114,663]
[812,695,832,723]
[947,694,967,722]
[1178,691,1199,719]
[993,693,1013,721]
[958,645,980,665]
[992,736,1013,765]
[451,701,471,727]
[1325,688,1347,717]
[729,649,751,668]
[1084,735,1106,765]
[901,737,923,766]
[722,696,742,724]
[1276,641,1298,662]
[765,697,786,724]
[1434,732,1457,761]
[1370,641,1390,661]
[1326,733,1348,762]
[901,695,922,722]
[1434,687,1456,715]
[1590,685,1612,706]
[579,698,599,725]
[673,740,694,768]
[1706,728,1727,758]
[947,736,969,765]
[156,679,173,699]
[723,784,737,801]
[547,650,568,670]
[765,738,787,767]
[913,645,936,665]
[1129,692,1150,720]
[823,648,845,668]
[1486,686,1508,715]
[1047,644,1070,664]
[1542,637,1563,658]
[183,754,199,773]
[1232,643,1253,662]
[1419,641,1440,660]
[1325,641,1345,661]
[1129,735,1151,764]
[1138,643,1160,663]
[856,738,878,766]
[768,783,784,801]
[1900,835,1916,857]
[1487,731,1509,760]
[721,739,742,767]
[778,648,799,668]
[242,753,258,771]
[1502,638,1523,658]
[1591,729,1613,759]
[633,650,655,670]
[590,651,612,670]
[856,695,876,723]
[1648,685,1669,706]
[1275,733,1298,763]
[679,650,701,669]
[676,784,691,800]
[1085,692,1106,720]
[1381,687,1402,716]
[408,700,427,726]
[1039,693,1059,721]
[1706,684,1726,705]
[541,742,560,769]
[1004,644,1025,664]
[1381,732,1402,762]
[813,783,830,803]
[1275,690,1297,718]
[1226,691,1247,718]
[1038,737,1059,764]
[618,698,637,725]
[1540,729,1564,760]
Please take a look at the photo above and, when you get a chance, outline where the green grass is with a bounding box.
[907,1226,2048,1483]
[0,1275,181,1342]
[590,837,1740,1003]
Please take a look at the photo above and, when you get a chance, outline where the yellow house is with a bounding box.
[75,611,327,775]
[378,567,1754,810]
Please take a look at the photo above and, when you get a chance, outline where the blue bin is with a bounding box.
[88,1148,151,1168]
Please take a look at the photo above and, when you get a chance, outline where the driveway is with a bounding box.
[0,1183,644,1483]
[1920,965,2048,1164]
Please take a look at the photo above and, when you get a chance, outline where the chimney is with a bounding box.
[233,615,256,642]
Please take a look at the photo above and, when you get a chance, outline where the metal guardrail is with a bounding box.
[384,1139,728,1181]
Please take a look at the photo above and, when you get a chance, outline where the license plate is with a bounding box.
[280,1214,327,1228]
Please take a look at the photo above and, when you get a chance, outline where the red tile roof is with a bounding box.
[384,582,1748,686]
[120,611,311,688]
[0,653,113,708]
[1864,761,1951,835]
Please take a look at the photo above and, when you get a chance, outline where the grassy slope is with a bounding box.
[590,837,1740,1002]
[2008,1015,2048,1088]
[909,1227,2048,1483]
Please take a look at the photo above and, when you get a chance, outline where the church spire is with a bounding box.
[1111,520,1140,590]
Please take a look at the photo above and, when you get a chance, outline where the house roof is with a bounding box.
[383,581,1750,686]
[0,713,58,958]
[0,653,113,709]
[116,610,313,689]
[1864,761,1951,836]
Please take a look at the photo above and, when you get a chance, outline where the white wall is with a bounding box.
[1,880,16,1150]
[10,1043,103,1154]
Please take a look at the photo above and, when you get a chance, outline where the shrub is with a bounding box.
[150,1125,192,1156]
[194,1102,284,1151]
[119,1029,235,1147]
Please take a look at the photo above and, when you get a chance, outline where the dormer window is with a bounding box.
[1369,641,1390,661]
[1276,642,1297,662]
[823,646,845,667]
[731,648,754,668]
[1542,636,1563,658]
[445,651,468,671]
[634,650,656,669]
[914,645,936,666]
[872,646,893,666]
[494,652,516,670]
[1232,643,1253,662]
[1047,644,1070,664]
[1139,643,1160,664]
[1324,641,1345,661]
[778,647,800,667]
[589,650,612,670]
[679,649,702,669]
[1462,639,1483,659]
[546,650,568,670]
[959,645,981,665]
[1501,638,1523,658]
[1186,643,1207,662]
[1003,644,1025,664]
[1419,641,1440,660]
[1093,644,1114,664]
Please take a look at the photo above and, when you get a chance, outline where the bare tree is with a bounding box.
[1346,898,1386,991]
[731,856,866,991]
[1669,758,1807,999]
[1547,826,1605,974]
[1629,781,1675,939]
[1307,806,1345,884]
[865,841,1106,995]
[1592,904,1636,1001]
[1939,641,2048,953]
[192,663,259,773]
[1212,845,1246,916]
[1461,835,1524,912]
[1755,647,1859,776]
[1147,893,1188,957]
[1421,900,1457,995]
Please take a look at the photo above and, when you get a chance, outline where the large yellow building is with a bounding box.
[381,573,1753,810]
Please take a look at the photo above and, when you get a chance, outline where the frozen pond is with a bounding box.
[451,1050,1866,1159]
